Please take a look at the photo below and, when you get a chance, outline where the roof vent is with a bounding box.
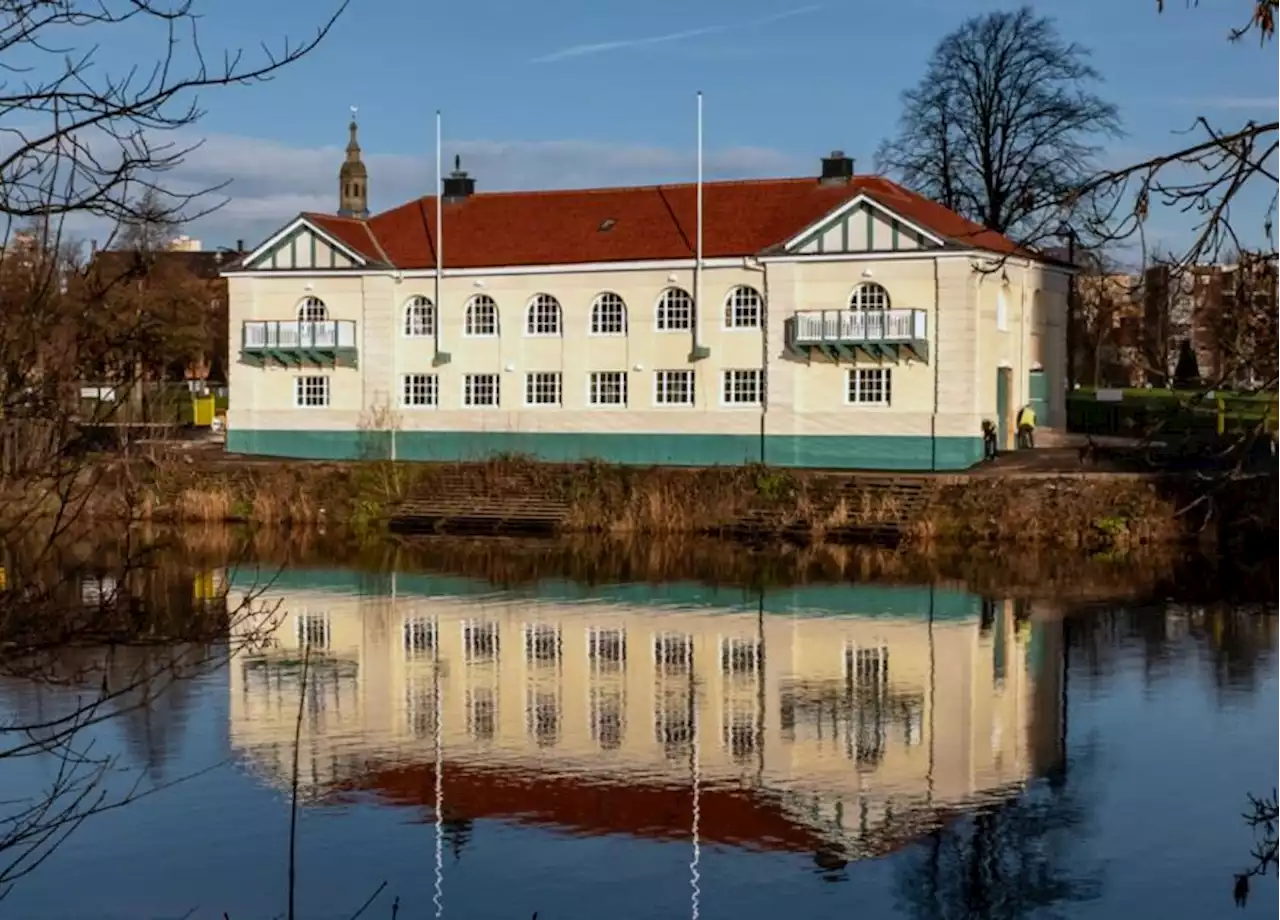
[442,154,476,202]
[598,218,617,232]
[820,150,855,185]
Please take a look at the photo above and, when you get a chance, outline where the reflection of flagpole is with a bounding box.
[434,618,444,918]
[689,670,700,920]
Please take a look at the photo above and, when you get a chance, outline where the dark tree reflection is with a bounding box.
[894,749,1102,920]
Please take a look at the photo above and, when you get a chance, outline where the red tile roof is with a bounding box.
[297,175,1036,271]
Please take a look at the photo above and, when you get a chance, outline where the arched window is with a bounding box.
[724,285,763,329]
[590,292,627,336]
[526,294,562,336]
[403,295,434,337]
[849,282,890,311]
[297,296,328,322]
[656,287,693,331]
[464,294,499,337]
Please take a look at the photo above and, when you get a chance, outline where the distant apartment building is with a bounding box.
[1076,259,1278,389]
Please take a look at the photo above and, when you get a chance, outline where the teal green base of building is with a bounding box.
[227,429,984,471]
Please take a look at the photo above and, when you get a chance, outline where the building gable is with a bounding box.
[783,195,947,256]
[238,218,371,272]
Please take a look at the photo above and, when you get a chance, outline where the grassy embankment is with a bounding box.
[11,453,1269,550]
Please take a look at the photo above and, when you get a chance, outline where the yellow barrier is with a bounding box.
[193,395,216,427]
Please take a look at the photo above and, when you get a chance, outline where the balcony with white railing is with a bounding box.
[785,309,929,363]
[240,320,358,368]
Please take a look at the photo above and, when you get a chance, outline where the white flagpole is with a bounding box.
[694,91,704,359]
[434,110,443,361]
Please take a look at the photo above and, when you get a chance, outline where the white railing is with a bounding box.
[242,320,357,350]
[789,309,927,344]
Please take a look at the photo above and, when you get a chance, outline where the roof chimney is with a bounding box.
[820,150,854,185]
[236,238,244,252]
[442,154,476,203]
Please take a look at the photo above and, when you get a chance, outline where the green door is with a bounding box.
[996,367,1012,450]
[1028,369,1049,428]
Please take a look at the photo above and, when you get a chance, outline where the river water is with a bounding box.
[0,535,1275,919]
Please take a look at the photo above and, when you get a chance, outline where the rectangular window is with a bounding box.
[589,371,628,407]
[654,369,694,406]
[464,373,500,407]
[403,615,436,657]
[721,369,763,406]
[524,372,562,406]
[588,627,627,675]
[294,375,329,408]
[296,613,330,650]
[846,368,891,406]
[401,373,438,408]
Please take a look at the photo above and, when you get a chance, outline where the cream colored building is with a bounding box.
[227,572,1064,856]
[223,121,1070,469]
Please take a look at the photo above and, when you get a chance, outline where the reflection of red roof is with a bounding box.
[329,761,827,854]
[298,176,1035,271]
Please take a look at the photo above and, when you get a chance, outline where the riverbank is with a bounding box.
[6,454,1275,549]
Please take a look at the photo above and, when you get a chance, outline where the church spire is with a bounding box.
[338,106,369,219]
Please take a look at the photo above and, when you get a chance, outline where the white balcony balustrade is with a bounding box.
[786,309,928,363]
[240,320,358,368]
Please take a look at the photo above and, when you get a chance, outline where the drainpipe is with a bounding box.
[744,256,768,465]
[931,257,941,470]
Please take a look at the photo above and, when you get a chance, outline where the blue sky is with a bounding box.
[80,0,1279,253]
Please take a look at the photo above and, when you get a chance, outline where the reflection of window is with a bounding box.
[589,686,625,750]
[845,644,889,767]
[463,620,499,665]
[654,633,693,676]
[404,616,436,658]
[721,637,761,678]
[588,627,626,674]
[898,696,925,747]
[523,624,561,668]
[296,613,330,650]
[526,687,560,747]
[723,704,757,762]
[654,689,693,757]
[406,669,438,739]
[466,687,496,740]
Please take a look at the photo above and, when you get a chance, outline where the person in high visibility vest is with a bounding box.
[1016,404,1037,449]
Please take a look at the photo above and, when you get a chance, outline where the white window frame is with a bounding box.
[656,287,693,332]
[463,373,501,408]
[587,371,628,407]
[295,612,331,650]
[590,292,628,336]
[524,371,562,407]
[523,623,563,669]
[403,295,435,337]
[297,296,329,322]
[294,375,330,408]
[723,285,763,330]
[587,626,627,675]
[401,373,438,408]
[525,293,563,337]
[849,282,890,312]
[845,368,892,406]
[403,615,437,658]
[654,369,694,407]
[720,368,763,407]
[462,619,500,666]
[463,294,499,338]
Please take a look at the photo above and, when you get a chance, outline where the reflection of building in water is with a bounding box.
[228,571,1064,856]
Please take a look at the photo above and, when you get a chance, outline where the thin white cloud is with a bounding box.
[531,5,823,64]
[1169,96,1280,111]
[57,132,808,249]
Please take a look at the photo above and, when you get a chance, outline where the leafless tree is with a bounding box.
[875,6,1121,250]
[0,0,347,897]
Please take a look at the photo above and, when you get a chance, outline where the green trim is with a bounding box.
[289,233,297,268]
[866,209,875,251]
[309,233,317,269]
[841,217,849,252]
[226,567,982,620]
[226,430,984,470]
